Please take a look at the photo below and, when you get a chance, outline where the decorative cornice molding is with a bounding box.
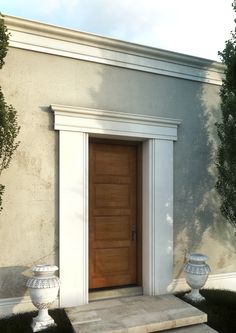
[4,15,224,85]
[51,104,181,141]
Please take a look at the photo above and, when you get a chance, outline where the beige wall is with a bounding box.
[0,47,235,298]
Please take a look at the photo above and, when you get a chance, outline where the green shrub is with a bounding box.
[0,14,20,212]
[216,1,236,227]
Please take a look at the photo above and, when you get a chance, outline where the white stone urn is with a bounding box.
[26,264,60,332]
[183,253,210,302]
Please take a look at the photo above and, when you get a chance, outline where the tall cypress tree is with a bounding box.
[216,0,236,227]
[0,15,20,211]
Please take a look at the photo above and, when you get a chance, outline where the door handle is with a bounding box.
[131,224,136,241]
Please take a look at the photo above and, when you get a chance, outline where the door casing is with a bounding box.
[52,104,178,307]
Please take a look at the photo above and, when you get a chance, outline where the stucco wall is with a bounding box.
[0,47,236,298]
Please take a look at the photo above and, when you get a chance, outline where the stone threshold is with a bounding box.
[66,294,212,333]
[89,286,143,301]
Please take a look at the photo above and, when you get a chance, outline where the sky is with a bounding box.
[0,0,235,61]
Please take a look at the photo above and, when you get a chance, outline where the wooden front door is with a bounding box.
[89,141,138,289]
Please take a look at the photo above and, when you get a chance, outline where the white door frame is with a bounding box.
[51,104,181,307]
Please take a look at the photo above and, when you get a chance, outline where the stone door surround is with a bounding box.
[51,104,181,307]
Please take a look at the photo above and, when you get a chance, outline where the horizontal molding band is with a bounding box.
[168,272,236,293]
[4,15,224,85]
[0,296,59,317]
[0,296,32,306]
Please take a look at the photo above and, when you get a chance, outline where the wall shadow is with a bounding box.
[0,266,30,314]
[173,77,236,277]
[82,57,236,278]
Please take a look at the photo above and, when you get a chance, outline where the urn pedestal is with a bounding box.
[26,265,60,332]
[183,253,210,302]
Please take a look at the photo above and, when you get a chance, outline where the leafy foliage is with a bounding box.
[0,14,8,69]
[0,15,20,211]
[216,0,236,227]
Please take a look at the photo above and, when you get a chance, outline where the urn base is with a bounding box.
[32,312,56,332]
[184,288,205,302]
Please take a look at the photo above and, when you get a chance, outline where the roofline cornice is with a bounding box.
[4,15,224,85]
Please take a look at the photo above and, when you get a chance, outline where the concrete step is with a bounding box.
[165,324,218,332]
[66,294,209,333]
